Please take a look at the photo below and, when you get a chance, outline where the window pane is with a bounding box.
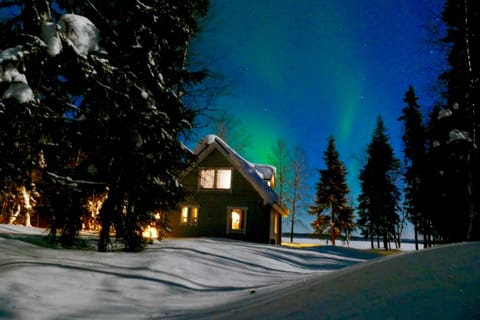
[181,207,188,224]
[274,214,279,234]
[216,169,232,189]
[231,209,243,230]
[192,208,198,225]
[200,169,215,188]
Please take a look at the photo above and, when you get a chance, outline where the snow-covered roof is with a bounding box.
[191,135,288,217]
[254,164,276,181]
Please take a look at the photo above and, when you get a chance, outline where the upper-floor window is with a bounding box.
[199,168,232,190]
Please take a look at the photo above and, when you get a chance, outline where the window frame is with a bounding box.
[226,206,247,234]
[273,213,280,235]
[180,206,199,226]
[198,167,233,190]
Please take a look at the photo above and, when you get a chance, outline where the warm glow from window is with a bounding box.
[274,214,279,234]
[231,210,242,230]
[192,207,198,225]
[228,207,246,233]
[200,169,215,188]
[180,206,199,226]
[142,225,158,239]
[200,168,232,190]
[181,207,189,224]
[216,169,232,189]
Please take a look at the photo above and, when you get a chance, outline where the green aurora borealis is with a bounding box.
[190,0,445,222]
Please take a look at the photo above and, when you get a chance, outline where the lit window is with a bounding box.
[199,169,215,189]
[231,210,242,230]
[274,214,279,234]
[216,169,232,189]
[180,206,199,226]
[227,207,246,233]
[191,207,198,225]
[199,168,232,190]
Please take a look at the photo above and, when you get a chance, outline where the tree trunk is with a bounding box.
[98,194,117,252]
[414,221,419,250]
[290,200,296,243]
[370,226,374,249]
[98,221,111,252]
[289,215,295,243]
[383,226,389,251]
[331,208,335,246]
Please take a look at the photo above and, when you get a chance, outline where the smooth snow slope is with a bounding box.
[0,225,378,320]
[1,225,478,320]
[208,242,480,320]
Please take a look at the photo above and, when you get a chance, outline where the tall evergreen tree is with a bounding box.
[398,86,428,249]
[357,116,401,250]
[309,135,351,246]
[426,0,479,241]
[0,1,92,245]
[0,0,210,251]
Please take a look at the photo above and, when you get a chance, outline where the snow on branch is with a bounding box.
[0,45,28,62]
[2,83,34,103]
[46,171,106,189]
[41,14,99,58]
[438,108,452,120]
[448,129,471,144]
[41,22,62,56]
[0,46,35,104]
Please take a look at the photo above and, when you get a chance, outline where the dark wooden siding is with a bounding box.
[168,149,273,243]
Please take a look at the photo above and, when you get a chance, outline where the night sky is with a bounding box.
[190,0,445,230]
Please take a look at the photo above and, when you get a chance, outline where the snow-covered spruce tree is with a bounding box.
[357,116,400,250]
[66,0,209,251]
[426,0,479,241]
[309,135,352,246]
[0,1,95,245]
[398,86,429,249]
[0,1,209,251]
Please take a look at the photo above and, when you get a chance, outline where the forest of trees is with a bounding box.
[425,0,479,242]
[0,0,478,251]
[311,0,479,248]
[394,0,479,246]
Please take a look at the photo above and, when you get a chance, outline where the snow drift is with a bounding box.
[210,242,480,320]
[0,225,478,319]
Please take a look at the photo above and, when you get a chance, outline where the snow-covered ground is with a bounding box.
[282,236,421,251]
[0,224,479,319]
